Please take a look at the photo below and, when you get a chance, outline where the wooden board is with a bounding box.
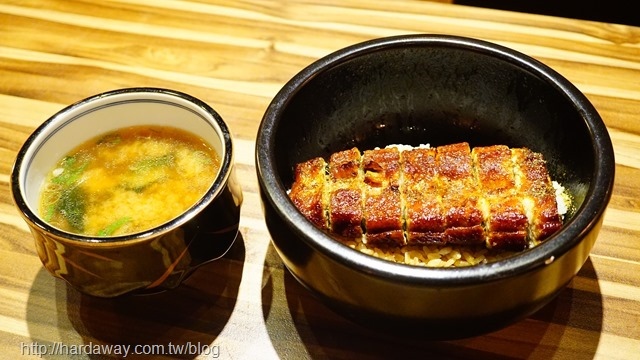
[1,1,639,358]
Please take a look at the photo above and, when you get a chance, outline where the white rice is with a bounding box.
[553,181,571,219]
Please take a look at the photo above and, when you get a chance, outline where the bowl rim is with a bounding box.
[256,34,616,285]
[11,87,234,244]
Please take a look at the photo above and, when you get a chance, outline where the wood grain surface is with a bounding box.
[1,1,639,359]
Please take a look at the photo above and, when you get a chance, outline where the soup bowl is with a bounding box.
[11,87,243,297]
[255,34,615,339]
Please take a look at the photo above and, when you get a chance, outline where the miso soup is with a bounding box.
[39,125,221,236]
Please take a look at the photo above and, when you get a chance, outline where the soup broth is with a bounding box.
[39,125,221,236]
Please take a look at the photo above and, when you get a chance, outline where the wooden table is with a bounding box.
[1,1,639,359]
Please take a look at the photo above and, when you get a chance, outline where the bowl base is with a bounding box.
[286,265,566,340]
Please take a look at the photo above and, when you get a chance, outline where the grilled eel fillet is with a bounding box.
[288,142,563,251]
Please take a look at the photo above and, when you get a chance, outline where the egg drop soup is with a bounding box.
[39,125,221,236]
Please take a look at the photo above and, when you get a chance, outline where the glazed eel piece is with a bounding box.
[288,142,563,251]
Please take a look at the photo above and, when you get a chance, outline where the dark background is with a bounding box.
[455,0,639,27]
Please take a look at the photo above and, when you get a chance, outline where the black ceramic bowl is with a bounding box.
[256,34,614,339]
[12,88,243,297]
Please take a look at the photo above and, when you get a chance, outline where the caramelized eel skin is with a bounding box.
[362,148,404,246]
[436,143,485,246]
[328,148,364,238]
[289,142,563,250]
[289,157,327,228]
[473,145,529,251]
[512,148,563,244]
[402,148,446,245]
